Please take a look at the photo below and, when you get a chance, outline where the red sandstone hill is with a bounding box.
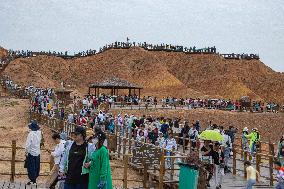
[0,47,8,59]
[2,47,284,102]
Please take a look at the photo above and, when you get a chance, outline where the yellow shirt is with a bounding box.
[246,166,256,180]
[47,104,52,110]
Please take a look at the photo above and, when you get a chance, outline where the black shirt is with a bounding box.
[65,142,89,184]
[212,150,224,165]
[201,146,213,156]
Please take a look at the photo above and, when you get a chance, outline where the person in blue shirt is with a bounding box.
[160,120,169,135]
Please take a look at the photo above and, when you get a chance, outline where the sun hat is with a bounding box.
[28,121,40,131]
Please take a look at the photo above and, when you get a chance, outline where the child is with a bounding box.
[244,161,260,189]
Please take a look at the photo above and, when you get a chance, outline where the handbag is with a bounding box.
[24,155,28,168]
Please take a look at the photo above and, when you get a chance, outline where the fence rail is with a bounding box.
[0,140,53,182]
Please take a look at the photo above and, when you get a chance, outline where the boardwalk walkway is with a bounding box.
[0,182,38,189]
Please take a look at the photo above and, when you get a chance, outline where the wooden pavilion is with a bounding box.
[54,88,73,106]
[88,77,143,97]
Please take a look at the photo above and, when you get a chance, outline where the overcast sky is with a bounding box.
[0,0,284,72]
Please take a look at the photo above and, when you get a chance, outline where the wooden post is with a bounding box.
[256,153,260,182]
[123,154,129,189]
[232,145,237,175]
[269,141,275,156]
[170,152,175,181]
[123,138,127,155]
[158,150,165,189]
[143,158,148,188]
[268,141,274,186]
[115,124,118,139]
[128,131,132,153]
[10,140,16,182]
[241,138,244,159]
[118,135,122,158]
[182,135,186,153]
[244,150,248,178]
[269,155,274,186]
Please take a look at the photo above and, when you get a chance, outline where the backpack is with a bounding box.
[280,143,284,156]
[190,130,197,140]
[255,133,260,142]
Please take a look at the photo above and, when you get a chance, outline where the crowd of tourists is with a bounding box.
[72,94,282,113]
[1,39,261,62]
[24,107,284,189]
[160,97,280,112]
[2,77,282,188]
[25,121,112,189]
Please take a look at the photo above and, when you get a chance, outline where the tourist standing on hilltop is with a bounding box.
[244,161,260,189]
[25,121,42,185]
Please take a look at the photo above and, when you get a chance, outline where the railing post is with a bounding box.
[158,150,165,189]
[10,140,16,182]
[269,155,274,186]
[269,141,275,156]
[123,154,129,189]
[256,153,260,182]
[244,150,248,178]
[123,138,127,155]
[128,131,132,153]
[170,152,175,181]
[257,142,262,153]
[240,138,244,159]
[118,135,122,158]
[182,135,185,153]
[268,141,274,186]
[232,145,237,175]
[143,158,148,188]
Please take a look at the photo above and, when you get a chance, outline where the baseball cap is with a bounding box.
[74,126,86,138]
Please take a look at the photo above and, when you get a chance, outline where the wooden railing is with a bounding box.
[0,141,53,182]
[109,101,282,113]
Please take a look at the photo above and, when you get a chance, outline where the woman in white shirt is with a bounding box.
[45,133,66,187]
[25,121,42,185]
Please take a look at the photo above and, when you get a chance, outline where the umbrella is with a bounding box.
[199,130,224,141]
